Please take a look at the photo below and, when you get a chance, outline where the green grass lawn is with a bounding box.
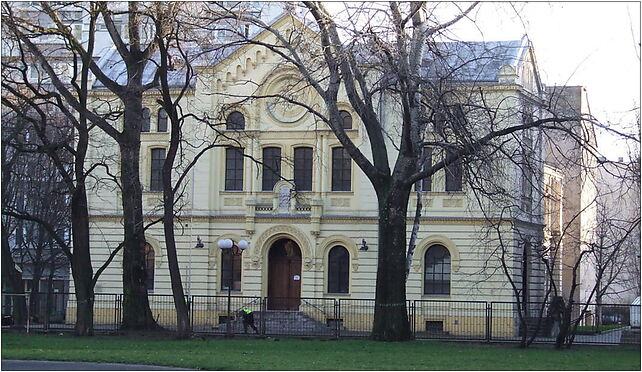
[1,332,639,370]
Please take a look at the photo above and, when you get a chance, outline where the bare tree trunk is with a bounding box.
[160,89,191,338]
[119,96,157,330]
[372,182,412,341]
[44,270,54,330]
[119,128,158,330]
[406,190,422,281]
[555,304,573,349]
[162,184,191,338]
[70,182,95,336]
[29,244,43,323]
[1,221,26,326]
[519,241,529,348]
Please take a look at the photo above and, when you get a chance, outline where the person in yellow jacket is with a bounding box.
[239,308,259,334]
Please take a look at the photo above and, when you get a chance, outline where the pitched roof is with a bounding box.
[422,36,531,82]
[91,44,237,90]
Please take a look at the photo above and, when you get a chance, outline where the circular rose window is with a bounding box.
[265,75,311,124]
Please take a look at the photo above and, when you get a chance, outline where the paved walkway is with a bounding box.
[1,360,194,371]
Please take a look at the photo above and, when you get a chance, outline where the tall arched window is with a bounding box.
[144,244,155,291]
[221,248,242,291]
[141,107,151,132]
[157,108,168,132]
[226,111,245,130]
[328,245,349,293]
[424,245,450,295]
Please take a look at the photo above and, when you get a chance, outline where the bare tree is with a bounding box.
[2,1,134,334]
[215,1,597,341]
[2,1,167,330]
[1,109,29,326]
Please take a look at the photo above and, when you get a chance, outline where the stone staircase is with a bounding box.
[518,317,553,337]
[621,328,640,345]
[213,310,336,336]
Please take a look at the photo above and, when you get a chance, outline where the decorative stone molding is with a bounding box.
[317,234,360,272]
[254,224,313,270]
[330,198,350,207]
[303,257,313,271]
[263,73,311,125]
[415,235,460,272]
[272,180,296,214]
[249,255,261,269]
[442,198,464,208]
[224,197,243,206]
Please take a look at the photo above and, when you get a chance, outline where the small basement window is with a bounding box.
[426,320,444,333]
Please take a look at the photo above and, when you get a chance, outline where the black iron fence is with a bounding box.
[2,292,639,345]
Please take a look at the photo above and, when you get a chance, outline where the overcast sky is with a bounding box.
[448,2,641,160]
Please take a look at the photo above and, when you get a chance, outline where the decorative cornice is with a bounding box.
[88,89,194,97]
[88,213,543,227]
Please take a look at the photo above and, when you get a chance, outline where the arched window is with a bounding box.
[141,108,151,132]
[328,245,349,293]
[424,245,450,295]
[339,110,352,129]
[144,244,155,291]
[157,108,168,132]
[221,248,242,291]
[226,111,245,130]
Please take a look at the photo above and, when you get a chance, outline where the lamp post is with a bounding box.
[217,238,249,337]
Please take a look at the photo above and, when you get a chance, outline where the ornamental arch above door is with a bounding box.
[253,225,314,302]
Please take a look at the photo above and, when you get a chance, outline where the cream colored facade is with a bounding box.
[79,15,549,319]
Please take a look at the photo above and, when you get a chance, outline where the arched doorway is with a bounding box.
[268,238,302,310]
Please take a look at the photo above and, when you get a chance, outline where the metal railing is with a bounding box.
[2,292,639,345]
[414,299,488,341]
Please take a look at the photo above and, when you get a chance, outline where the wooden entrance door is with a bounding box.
[267,239,302,310]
